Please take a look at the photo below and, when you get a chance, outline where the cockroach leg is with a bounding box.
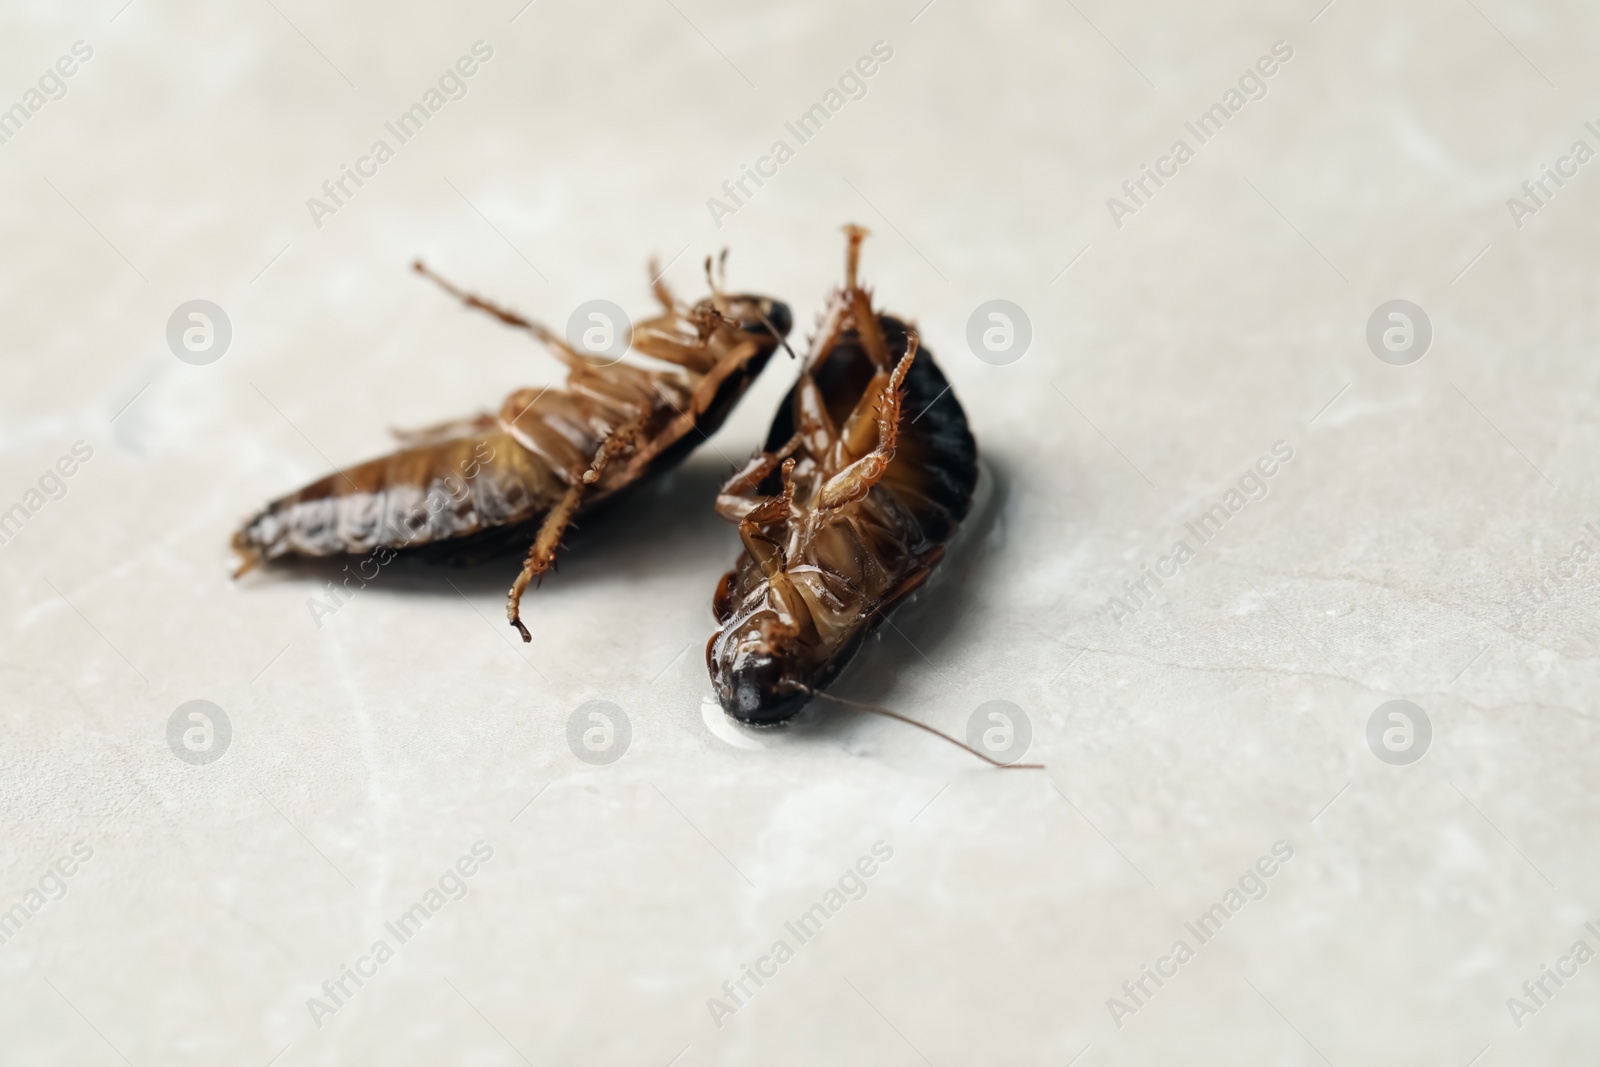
[843,224,867,290]
[505,412,648,641]
[683,339,761,417]
[579,412,647,486]
[849,289,893,371]
[413,260,545,336]
[413,259,606,375]
[618,338,761,478]
[629,329,710,370]
[711,569,738,623]
[715,433,802,522]
[648,258,679,314]
[238,252,791,647]
[815,338,918,511]
[836,329,918,461]
[794,375,837,458]
[840,226,892,370]
[505,485,576,640]
[736,458,795,579]
[835,370,891,462]
[801,687,1045,770]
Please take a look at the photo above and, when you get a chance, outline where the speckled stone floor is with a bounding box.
[2,1,1598,1064]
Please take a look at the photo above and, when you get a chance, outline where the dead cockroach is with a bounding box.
[233,256,793,640]
[706,226,1038,768]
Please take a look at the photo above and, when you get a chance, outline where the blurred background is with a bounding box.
[2,0,1598,1063]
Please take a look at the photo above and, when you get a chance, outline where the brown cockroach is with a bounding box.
[706,226,1038,768]
[232,256,793,640]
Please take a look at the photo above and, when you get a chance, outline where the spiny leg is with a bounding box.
[794,375,837,458]
[850,291,892,371]
[648,257,680,315]
[633,299,717,376]
[840,225,892,371]
[801,299,849,377]
[838,325,919,460]
[413,260,545,335]
[715,432,802,522]
[844,225,868,289]
[413,260,601,373]
[836,368,892,462]
[616,336,760,479]
[816,330,918,511]
[504,413,648,641]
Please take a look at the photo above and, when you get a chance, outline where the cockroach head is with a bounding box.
[708,608,812,726]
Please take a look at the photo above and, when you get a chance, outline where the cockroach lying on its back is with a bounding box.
[707,226,1037,768]
[233,256,792,639]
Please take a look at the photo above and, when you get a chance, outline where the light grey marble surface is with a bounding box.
[2,1,1598,1064]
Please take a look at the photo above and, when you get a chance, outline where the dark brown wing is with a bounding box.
[231,429,561,569]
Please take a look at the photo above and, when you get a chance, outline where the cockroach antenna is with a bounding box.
[761,311,799,360]
[798,687,1044,769]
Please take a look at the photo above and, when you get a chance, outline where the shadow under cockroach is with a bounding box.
[255,456,739,625]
